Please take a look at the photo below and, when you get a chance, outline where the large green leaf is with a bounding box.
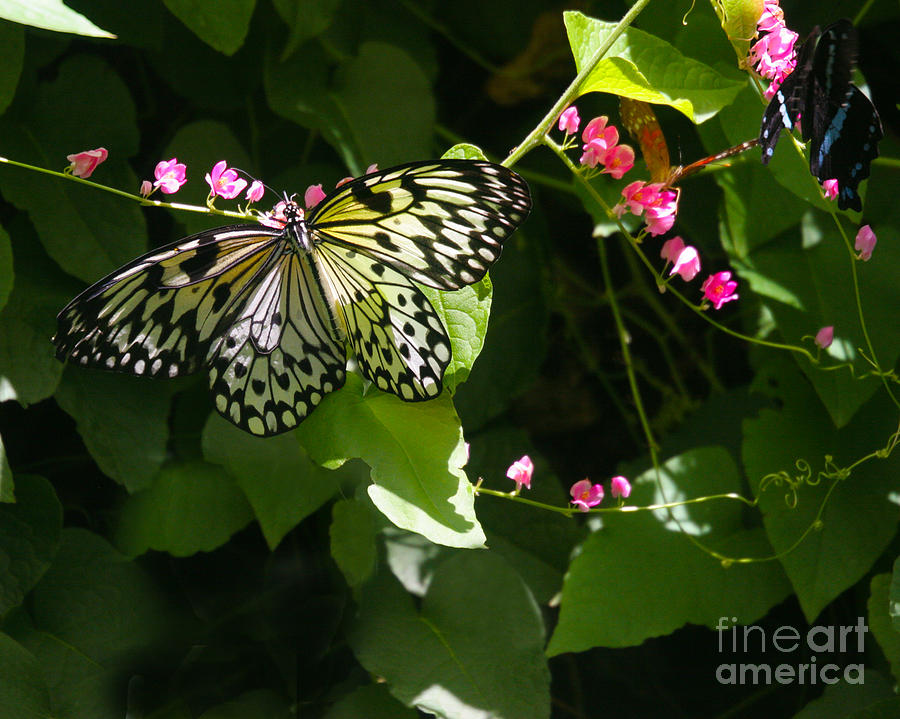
[115,460,254,557]
[54,368,173,492]
[297,373,484,548]
[0,475,61,614]
[0,0,114,37]
[869,572,900,685]
[0,434,11,503]
[743,358,900,622]
[321,683,417,719]
[349,552,550,719]
[202,413,344,549]
[162,0,254,55]
[548,447,791,653]
[0,223,11,314]
[563,11,746,122]
[0,20,23,114]
[330,498,378,587]
[0,632,51,717]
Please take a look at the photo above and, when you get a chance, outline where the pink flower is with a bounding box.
[660,236,685,263]
[506,455,534,490]
[601,144,635,179]
[701,271,739,310]
[259,200,291,229]
[815,326,834,349]
[246,180,265,203]
[644,188,679,236]
[558,106,580,135]
[205,160,247,199]
[670,245,701,281]
[570,479,604,512]
[610,475,631,499]
[154,158,187,194]
[750,25,798,80]
[67,148,108,178]
[304,184,327,209]
[855,225,876,261]
[822,178,839,201]
[619,181,659,216]
[757,1,784,33]
[139,180,152,197]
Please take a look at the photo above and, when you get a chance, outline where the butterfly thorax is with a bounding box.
[281,200,314,254]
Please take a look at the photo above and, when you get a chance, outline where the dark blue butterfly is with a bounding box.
[759,19,883,211]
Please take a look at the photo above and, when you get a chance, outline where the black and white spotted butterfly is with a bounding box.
[53,159,532,436]
[759,19,883,211]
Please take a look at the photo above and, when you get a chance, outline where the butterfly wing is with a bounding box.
[809,85,883,211]
[759,25,820,164]
[307,160,531,291]
[206,251,347,436]
[54,225,283,377]
[619,98,673,184]
[313,241,448,401]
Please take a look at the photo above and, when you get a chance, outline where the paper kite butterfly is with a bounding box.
[53,160,532,436]
[759,19,883,211]
[619,98,758,188]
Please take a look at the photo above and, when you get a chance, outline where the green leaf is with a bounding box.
[0,632,52,717]
[743,359,900,622]
[330,498,377,587]
[0,475,62,614]
[424,277,492,394]
[349,552,550,718]
[297,373,485,549]
[710,0,764,59]
[0,433,11,502]
[563,11,746,122]
[791,672,897,718]
[741,214,900,426]
[272,0,341,60]
[331,41,434,168]
[202,413,343,549]
[0,54,145,284]
[442,143,487,161]
[869,572,900,685]
[7,528,176,718]
[548,447,791,653]
[0,20,23,114]
[0,221,74,406]
[196,689,291,719]
[0,0,115,37]
[0,223,12,314]
[322,683,418,719]
[54,368,173,493]
[892,556,900,634]
[162,0,254,55]
[115,460,253,557]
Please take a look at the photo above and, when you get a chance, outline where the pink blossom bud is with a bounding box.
[558,106,581,135]
[304,184,327,209]
[855,225,876,261]
[246,180,265,203]
[670,246,701,281]
[822,179,839,201]
[815,326,834,349]
[610,475,631,499]
[506,455,534,490]
[139,180,153,197]
[67,148,108,178]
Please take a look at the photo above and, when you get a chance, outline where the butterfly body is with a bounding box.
[54,160,531,436]
[758,19,882,211]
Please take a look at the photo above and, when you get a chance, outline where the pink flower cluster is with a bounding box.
[557,106,635,180]
[659,236,739,309]
[568,475,632,512]
[614,180,679,236]
[749,1,798,99]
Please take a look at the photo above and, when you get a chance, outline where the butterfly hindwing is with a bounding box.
[314,242,448,401]
[308,160,531,291]
[206,252,346,436]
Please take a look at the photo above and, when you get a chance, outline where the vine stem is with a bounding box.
[503,0,652,168]
[0,156,253,221]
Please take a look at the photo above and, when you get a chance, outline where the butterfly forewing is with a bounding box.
[309,160,531,290]
[54,159,532,436]
[54,227,283,378]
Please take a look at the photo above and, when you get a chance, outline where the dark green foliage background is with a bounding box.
[0,1,899,718]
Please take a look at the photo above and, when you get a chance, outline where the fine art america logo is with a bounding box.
[716,617,867,685]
